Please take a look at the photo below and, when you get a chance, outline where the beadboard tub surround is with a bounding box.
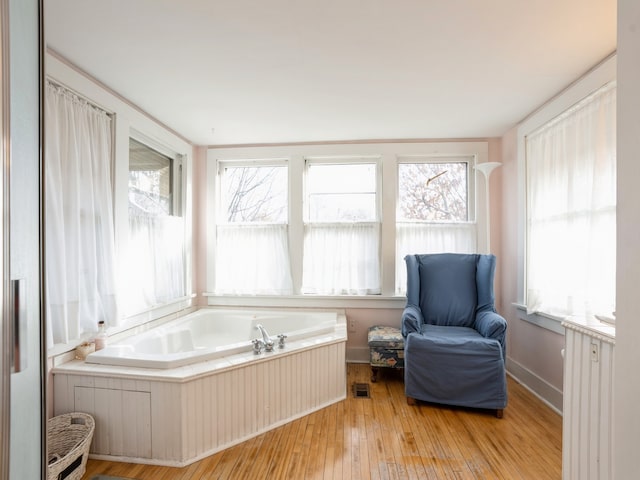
[52,310,347,466]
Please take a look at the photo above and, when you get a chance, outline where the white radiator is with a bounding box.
[562,319,615,480]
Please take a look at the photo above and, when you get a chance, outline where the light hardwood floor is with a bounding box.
[81,363,561,480]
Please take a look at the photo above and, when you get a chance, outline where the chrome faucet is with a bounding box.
[255,324,274,352]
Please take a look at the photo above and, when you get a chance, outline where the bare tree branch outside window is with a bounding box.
[398,162,468,222]
[223,166,287,223]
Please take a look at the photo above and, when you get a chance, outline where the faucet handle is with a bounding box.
[252,339,264,354]
[277,334,287,349]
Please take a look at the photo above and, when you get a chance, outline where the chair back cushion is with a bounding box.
[475,253,497,314]
[413,253,479,327]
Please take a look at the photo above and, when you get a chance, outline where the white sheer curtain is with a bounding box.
[302,223,380,295]
[395,222,477,293]
[124,215,186,314]
[45,81,118,348]
[526,83,616,318]
[215,224,293,295]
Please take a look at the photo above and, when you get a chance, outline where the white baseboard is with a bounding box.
[346,346,370,364]
[506,357,563,415]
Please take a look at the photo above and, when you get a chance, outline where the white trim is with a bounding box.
[204,293,407,310]
[514,303,565,335]
[346,347,371,364]
[506,357,563,415]
[216,157,289,170]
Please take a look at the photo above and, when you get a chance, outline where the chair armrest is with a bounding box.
[475,310,506,341]
[402,304,424,337]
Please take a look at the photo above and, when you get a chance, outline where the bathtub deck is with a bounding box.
[81,363,562,480]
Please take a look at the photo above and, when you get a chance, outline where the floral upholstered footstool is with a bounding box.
[368,325,404,382]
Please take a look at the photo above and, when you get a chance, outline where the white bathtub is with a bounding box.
[54,307,347,465]
[85,308,338,369]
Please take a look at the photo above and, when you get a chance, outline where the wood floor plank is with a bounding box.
[81,364,561,480]
[305,403,329,480]
[283,412,310,479]
[331,400,346,480]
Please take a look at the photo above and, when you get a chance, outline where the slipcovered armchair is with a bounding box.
[402,253,507,417]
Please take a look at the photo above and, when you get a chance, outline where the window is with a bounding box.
[220,163,287,223]
[214,161,293,294]
[129,138,174,216]
[525,82,616,319]
[307,163,377,222]
[206,142,488,302]
[302,160,381,295]
[395,158,476,293]
[125,137,185,314]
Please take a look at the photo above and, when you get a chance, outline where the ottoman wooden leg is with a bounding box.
[371,367,379,383]
[407,396,417,406]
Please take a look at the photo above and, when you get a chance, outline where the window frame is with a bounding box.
[304,156,382,224]
[129,137,176,217]
[302,156,382,295]
[396,155,476,224]
[213,158,293,295]
[216,158,289,225]
[206,141,489,308]
[124,133,189,316]
[515,55,616,333]
[129,130,185,218]
[395,155,477,294]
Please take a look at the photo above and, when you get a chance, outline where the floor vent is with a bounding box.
[352,383,370,398]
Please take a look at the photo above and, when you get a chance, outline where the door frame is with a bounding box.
[0,0,46,478]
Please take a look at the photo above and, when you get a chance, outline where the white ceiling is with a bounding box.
[45,0,616,146]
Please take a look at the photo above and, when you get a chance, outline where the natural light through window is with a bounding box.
[126,138,185,315]
[220,164,288,223]
[525,82,616,320]
[303,160,381,295]
[307,163,377,222]
[398,162,468,222]
[395,158,476,293]
[215,161,293,295]
[129,138,173,216]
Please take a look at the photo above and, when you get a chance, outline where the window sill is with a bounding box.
[203,293,407,309]
[513,303,565,335]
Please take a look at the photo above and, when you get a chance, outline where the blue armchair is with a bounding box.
[402,253,507,417]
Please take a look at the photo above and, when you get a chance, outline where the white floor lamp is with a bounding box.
[475,162,501,254]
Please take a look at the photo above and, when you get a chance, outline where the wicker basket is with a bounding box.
[47,412,95,480]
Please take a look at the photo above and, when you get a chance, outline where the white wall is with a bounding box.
[613,0,640,476]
